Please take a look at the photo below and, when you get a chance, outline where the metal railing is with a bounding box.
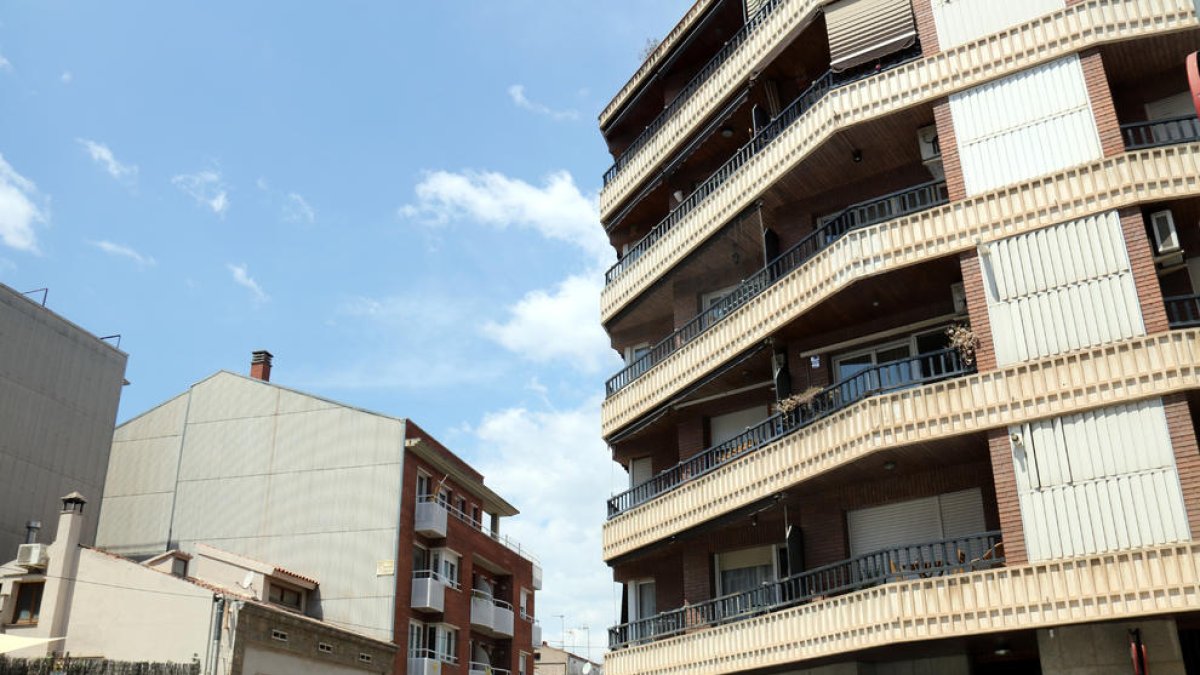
[412,567,459,589]
[608,531,1004,649]
[469,663,511,675]
[409,648,458,665]
[1121,115,1200,150]
[1166,294,1200,328]
[602,0,788,187]
[605,179,949,397]
[420,495,541,565]
[607,347,973,517]
[604,44,923,287]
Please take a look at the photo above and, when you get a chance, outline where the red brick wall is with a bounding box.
[394,438,535,675]
[1121,207,1170,334]
[911,0,940,55]
[958,251,998,372]
[987,428,1027,566]
[1164,393,1200,537]
[933,99,967,201]
[1080,50,1125,158]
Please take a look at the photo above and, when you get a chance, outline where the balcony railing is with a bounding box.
[1121,115,1200,150]
[603,44,923,287]
[608,531,1004,649]
[469,663,512,675]
[605,179,949,397]
[607,347,973,517]
[1166,294,1200,328]
[428,495,542,566]
[602,0,788,187]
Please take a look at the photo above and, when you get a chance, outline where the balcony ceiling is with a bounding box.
[1100,27,1200,88]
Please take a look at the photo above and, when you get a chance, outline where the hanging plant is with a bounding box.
[945,323,979,367]
[775,386,823,414]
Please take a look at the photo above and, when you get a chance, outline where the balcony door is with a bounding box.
[847,488,986,558]
[832,329,950,399]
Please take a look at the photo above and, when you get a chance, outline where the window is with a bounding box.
[471,505,482,527]
[358,653,373,664]
[408,622,426,657]
[413,546,429,573]
[13,582,43,625]
[701,285,738,326]
[456,496,468,516]
[437,626,458,662]
[623,343,651,366]
[416,473,432,499]
[437,486,451,508]
[431,549,460,586]
[715,546,777,596]
[520,588,531,620]
[318,642,334,654]
[519,653,528,675]
[271,629,289,642]
[268,582,303,611]
[627,580,655,620]
[170,557,188,578]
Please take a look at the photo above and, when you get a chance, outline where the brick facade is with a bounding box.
[1080,50,1125,157]
[911,0,939,55]
[932,99,967,202]
[1164,393,1200,537]
[987,427,1027,566]
[1121,207,1170,334]
[956,251,998,372]
[394,422,536,675]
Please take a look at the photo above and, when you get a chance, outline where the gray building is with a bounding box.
[0,283,127,557]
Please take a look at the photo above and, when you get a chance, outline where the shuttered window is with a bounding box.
[847,488,985,556]
[745,0,769,19]
[825,0,917,73]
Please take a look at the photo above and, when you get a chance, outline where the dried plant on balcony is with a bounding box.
[946,323,979,367]
[775,386,823,414]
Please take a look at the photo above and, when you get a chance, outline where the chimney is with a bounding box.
[250,350,273,382]
[25,520,41,544]
[41,492,88,654]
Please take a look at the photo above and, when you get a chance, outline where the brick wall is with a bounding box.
[933,99,967,201]
[911,0,940,55]
[987,427,1027,566]
[1164,393,1200,537]
[1121,207,1170,334]
[958,251,998,372]
[1080,50,1125,157]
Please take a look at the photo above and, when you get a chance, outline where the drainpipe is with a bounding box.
[207,595,225,675]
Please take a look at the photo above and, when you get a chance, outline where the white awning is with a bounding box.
[826,0,917,72]
[0,635,64,655]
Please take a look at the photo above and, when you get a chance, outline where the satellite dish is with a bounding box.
[582,664,592,674]
[240,571,254,589]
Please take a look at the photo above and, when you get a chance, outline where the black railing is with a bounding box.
[1121,115,1200,150]
[608,531,1004,649]
[603,44,924,287]
[607,347,972,517]
[602,0,788,187]
[605,179,949,397]
[1166,294,1200,328]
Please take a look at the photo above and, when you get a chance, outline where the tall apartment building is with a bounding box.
[0,282,128,557]
[96,353,542,675]
[595,0,1200,673]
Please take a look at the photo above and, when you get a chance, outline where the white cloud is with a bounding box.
[226,263,268,303]
[78,139,138,183]
[60,71,72,84]
[484,273,619,373]
[173,170,229,216]
[401,169,611,266]
[468,398,622,662]
[507,84,579,122]
[0,153,45,253]
[0,54,11,73]
[91,240,155,267]
[283,192,315,224]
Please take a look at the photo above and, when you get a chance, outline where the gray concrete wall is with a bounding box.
[1038,619,1185,675]
[0,283,127,557]
[97,372,406,641]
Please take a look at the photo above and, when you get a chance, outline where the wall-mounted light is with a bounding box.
[882,461,897,471]
[672,190,684,203]
[720,126,735,138]
[852,149,863,163]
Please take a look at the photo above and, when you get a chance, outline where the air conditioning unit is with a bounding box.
[17,543,48,569]
[917,125,945,181]
[1150,209,1182,255]
[951,283,967,314]
[917,125,941,162]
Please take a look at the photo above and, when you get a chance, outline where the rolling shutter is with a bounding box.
[848,489,985,555]
[825,0,917,73]
[745,0,769,19]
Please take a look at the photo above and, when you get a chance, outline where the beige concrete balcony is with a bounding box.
[604,542,1200,675]
[602,144,1200,439]
[603,329,1200,561]
[600,0,1199,325]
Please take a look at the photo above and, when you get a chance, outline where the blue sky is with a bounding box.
[0,0,692,659]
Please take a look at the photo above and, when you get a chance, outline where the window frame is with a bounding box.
[12,581,44,625]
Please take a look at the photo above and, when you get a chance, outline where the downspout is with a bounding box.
[207,595,225,675]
